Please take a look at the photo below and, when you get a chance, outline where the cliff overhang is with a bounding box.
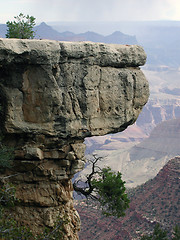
[0,38,149,239]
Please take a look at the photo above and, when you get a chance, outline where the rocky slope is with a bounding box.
[0,38,149,239]
[76,156,180,239]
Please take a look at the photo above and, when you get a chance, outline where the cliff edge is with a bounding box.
[0,38,149,239]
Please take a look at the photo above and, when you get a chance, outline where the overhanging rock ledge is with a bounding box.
[0,38,149,239]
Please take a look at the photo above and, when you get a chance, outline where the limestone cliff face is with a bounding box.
[0,38,149,239]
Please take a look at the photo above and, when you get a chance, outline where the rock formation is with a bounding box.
[0,38,149,239]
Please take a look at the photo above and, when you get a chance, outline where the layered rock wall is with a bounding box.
[0,38,149,239]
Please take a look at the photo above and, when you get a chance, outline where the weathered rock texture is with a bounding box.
[0,38,149,239]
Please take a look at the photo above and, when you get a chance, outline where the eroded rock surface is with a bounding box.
[0,38,149,239]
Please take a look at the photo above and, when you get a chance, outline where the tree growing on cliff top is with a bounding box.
[6,13,36,39]
[73,155,130,218]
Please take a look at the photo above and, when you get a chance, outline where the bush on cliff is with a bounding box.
[73,155,130,218]
[6,13,36,39]
[92,167,130,217]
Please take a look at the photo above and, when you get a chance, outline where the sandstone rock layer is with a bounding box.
[0,38,149,239]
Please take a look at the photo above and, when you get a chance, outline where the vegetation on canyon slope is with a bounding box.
[140,224,180,240]
[76,157,180,239]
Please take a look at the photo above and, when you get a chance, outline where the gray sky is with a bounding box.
[1,0,180,24]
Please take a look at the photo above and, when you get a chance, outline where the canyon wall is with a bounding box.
[0,38,149,239]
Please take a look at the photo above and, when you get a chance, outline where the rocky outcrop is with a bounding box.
[0,38,149,239]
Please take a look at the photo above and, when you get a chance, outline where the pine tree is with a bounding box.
[6,13,36,39]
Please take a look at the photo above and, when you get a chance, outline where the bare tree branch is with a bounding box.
[73,154,103,199]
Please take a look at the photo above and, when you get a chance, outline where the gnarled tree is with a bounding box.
[73,155,130,218]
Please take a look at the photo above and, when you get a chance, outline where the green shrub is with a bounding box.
[92,167,130,218]
[6,13,36,39]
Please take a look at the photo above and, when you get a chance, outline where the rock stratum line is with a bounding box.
[0,38,149,239]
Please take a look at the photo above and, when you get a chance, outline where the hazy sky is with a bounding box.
[1,0,180,24]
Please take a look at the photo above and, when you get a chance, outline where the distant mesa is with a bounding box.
[159,87,180,96]
[124,118,180,186]
[33,22,138,44]
[105,31,137,44]
[0,24,7,38]
[131,118,180,161]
